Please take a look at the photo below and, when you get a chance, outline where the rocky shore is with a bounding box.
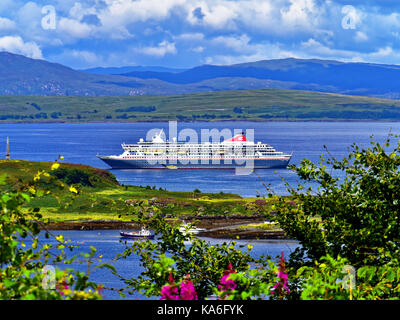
[43,216,289,240]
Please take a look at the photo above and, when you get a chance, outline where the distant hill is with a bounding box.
[80,66,188,75]
[2,89,400,122]
[2,51,400,99]
[0,51,151,96]
[120,58,400,99]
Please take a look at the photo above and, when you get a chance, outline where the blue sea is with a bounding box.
[2,121,399,299]
[32,230,300,300]
[1,121,399,197]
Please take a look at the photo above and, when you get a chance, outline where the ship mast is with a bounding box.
[5,136,10,160]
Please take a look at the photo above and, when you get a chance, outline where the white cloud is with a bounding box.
[186,2,238,29]
[300,38,356,59]
[205,41,296,65]
[368,46,394,59]
[137,40,177,57]
[299,38,400,65]
[58,18,93,38]
[280,0,323,31]
[202,4,237,29]
[354,31,368,42]
[99,0,186,27]
[211,34,251,52]
[0,17,16,30]
[0,36,42,59]
[17,1,42,29]
[191,46,204,53]
[48,48,137,69]
[54,49,106,68]
[174,32,204,41]
[69,2,94,21]
[70,49,101,64]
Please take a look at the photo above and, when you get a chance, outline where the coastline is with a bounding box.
[1,119,400,124]
[43,216,288,240]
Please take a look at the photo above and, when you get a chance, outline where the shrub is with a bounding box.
[0,168,108,300]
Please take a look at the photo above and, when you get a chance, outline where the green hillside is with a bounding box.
[1,89,400,122]
[0,160,257,223]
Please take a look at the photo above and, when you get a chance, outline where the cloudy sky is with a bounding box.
[1,0,400,69]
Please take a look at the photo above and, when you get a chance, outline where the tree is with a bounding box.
[273,134,400,268]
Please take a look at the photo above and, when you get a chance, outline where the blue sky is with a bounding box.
[2,0,400,69]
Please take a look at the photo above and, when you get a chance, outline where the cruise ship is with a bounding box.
[97,131,292,170]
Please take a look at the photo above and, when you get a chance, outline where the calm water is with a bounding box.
[0,121,399,196]
[34,230,300,300]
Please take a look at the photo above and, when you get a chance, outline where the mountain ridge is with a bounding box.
[1,51,400,98]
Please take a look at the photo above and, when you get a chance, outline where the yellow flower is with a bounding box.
[69,186,78,194]
[51,163,60,170]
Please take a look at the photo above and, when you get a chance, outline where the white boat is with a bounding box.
[120,227,154,239]
[179,222,206,235]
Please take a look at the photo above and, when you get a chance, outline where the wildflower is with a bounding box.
[219,274,237,291]
[180,274,198,300]
[271,252,290,296]
[56,280,69,296]
[218,263,237,297]
[160,273,198,300]
[160,285,179,300]
[160,273,179,300]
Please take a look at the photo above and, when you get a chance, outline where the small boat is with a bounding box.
[120,227,154,239]
[179,223,206,235]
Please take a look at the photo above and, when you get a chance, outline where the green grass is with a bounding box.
[239,222,280,230]
[0,160,270,223]
[2,89,400,122]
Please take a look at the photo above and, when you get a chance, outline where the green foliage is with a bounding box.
[297,255,353,300]
[274,134,400,267]
[113,200,262,299]
[0,165,108,300]
[216,265,278,300]
[50,167,93,187]
[294,252,400,300]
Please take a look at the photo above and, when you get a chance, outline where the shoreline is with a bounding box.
[1,119,400,124]
[43,216,289,240]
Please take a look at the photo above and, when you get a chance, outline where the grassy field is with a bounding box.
[2,89,400,122]
[0,160,271,223]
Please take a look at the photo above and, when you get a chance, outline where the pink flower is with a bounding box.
[161,273,179,300]
[271,252,290,296]
[218,273,237,291]
[56,280,69,296]
[218,263,237,297]
[160,285,179,300]
[160,273,198,300]
[180,275,198,300]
